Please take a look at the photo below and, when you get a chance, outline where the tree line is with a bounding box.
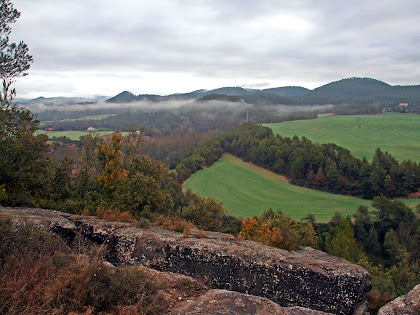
[176,123,420,199]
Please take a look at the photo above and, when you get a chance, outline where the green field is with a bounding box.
[185,154,374,221]
[185,154,418,222]
[36,130,116,140]
[265,113,420,162]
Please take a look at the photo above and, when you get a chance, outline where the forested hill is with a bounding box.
[262,86,310,97]
[310,78,391,97]
[106,77,420,107]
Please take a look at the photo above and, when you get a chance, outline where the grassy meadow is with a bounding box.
[184,154,375,222]
[36,130,117,140]
[185,154,418,222]
[265,113,420,162]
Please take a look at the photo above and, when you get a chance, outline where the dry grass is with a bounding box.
[195,229,206,239]
[0,214,166,315]
[96,208,135,222]
[161,216,196,233]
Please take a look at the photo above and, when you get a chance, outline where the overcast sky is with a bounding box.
[9,0,420,98]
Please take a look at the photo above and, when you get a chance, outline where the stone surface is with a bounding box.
[171,289,332,315]
[377,284,420,315]
[0,207,371,315]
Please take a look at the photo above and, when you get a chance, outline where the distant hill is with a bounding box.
[388,85,420,98]
[106,86,256,103]
[168,89,209,100]
[108,77,420,105]
[15,96,108,106]
[106,91,138,103]
[206,86,253,96]
[262,86,310,97]
[310,77,391,97]
[106,91,164,103]
[16,77,420,108]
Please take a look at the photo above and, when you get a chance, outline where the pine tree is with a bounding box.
[326,218,366,264]
[365,226,382,255]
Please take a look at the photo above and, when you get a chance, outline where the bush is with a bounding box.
[239,209,317,250]
[182,195,226,232]
[162,216,196,233]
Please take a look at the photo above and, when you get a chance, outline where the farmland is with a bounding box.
[265,113,420,162]
[36,130,117,140]
[184,154,418,222]
[184,154,373,221]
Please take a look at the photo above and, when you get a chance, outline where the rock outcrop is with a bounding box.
[377,284,420,315]
[0,207,371,315]
[171,289,332,314]
[171,289,332,315]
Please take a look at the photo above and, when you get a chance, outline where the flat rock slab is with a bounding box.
[378,284,420,315]
[0,207,371,315]
[171,289,332,315]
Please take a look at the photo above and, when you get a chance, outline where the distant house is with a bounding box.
[86,127,98,132]
[399,103,409,108]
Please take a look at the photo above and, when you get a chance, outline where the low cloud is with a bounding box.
[26,97,332,122]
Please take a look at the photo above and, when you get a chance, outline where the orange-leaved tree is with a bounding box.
[239,209,317,250]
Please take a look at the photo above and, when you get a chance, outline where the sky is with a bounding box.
[8,0,420,99]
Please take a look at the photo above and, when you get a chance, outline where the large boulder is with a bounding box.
[377,284,420,315]
[0,207,371,315]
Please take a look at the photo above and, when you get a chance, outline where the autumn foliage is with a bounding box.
[239,209,317,250]
[96,208,135,222]
[73,130,173,216]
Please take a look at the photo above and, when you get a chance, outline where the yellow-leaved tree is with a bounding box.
[73,129,173,216]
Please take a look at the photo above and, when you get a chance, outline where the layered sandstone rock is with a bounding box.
[0,207,371,314]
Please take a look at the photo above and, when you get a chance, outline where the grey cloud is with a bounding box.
[9,0,420,97]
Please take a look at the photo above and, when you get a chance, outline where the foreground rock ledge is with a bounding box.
[0,207,371,315]
[377,284,420,315]
[171,289,332,315]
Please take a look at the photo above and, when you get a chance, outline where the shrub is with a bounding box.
[239,209,317,250]
[162,216,196,233]
[182,195,226,231]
